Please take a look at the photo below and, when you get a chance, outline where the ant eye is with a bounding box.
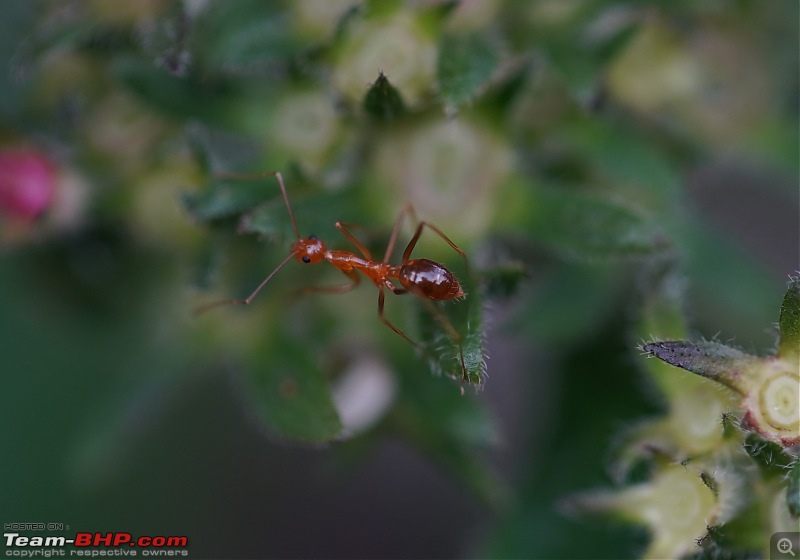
[309,234,318,240]
[302,255,311,263]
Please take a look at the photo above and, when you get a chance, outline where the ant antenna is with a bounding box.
[273,172,300,240]
[194,171,305,316]
[214,171,301,240]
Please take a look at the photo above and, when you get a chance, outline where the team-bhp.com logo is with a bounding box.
[4,532,189,556]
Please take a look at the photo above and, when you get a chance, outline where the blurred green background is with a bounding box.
[0,1,797,558]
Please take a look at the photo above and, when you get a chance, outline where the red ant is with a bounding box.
[197,172,470,381]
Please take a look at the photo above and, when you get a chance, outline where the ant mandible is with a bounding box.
[197,171,470,380]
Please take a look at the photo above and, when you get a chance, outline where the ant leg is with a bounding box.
[382,204,417,263]
[402,220,467,267]
[396,216,470,382]
[384,279,407,296]
[296,268,361,296]
[335,222,373,260]
[377,287,418,348]
[421,299,468,383]
[379,283,468,384]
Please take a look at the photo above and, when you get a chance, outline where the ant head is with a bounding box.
[292,234,326,264]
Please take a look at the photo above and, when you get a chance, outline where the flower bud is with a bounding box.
[569,464,740,559]
[0,147,57,221]
[643,341,800,448]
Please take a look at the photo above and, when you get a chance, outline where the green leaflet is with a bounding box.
[527,186,669,259]
[389,364,505,508]
[238,189,360,244]
[744,434,795,475]
[789,460,800,518]
[437,33,498,109]
[183,177,274,222]
[479,260,528,300]
[191,0,302,72]
[779,276,800,359]
[640,340,760,395]
[244,331,342,443]
[113,57,232,123]
[363,72,406,121]
[415,265,486,387]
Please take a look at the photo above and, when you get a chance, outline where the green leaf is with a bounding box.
[12,18,98,65]
[479,261,529,300]
[638,264,688,341]
[778,275,800,358]
[634,265,701,401]
[415,267,486,387]
[185,123,264,174]
[238,196,295,241]
[191,0,301,73]
[418,0,460,32]
[389,361,505,508]
[114,57,233,123]
[244,332,342,443]
[363,72,406,121]
[0,2,39,121]
[562,118,682,212]
[480,319,655,559]
[363,0,403,19]
[743,434,795,477]
[526,3,638,98]
[437,33,498,109]
[189,230,229,290]
[788,459,800,518]
[681,222,780,345]
[640,340,760,395]
[527,186,669,259]
[523,262,621,344]
[183,177,274,222]
[238,189,360,244]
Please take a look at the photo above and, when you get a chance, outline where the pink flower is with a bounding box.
[0,147,57,221]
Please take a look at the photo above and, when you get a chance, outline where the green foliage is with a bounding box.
[744,434,795,476]
[415,270,486,386]
[437,33,498,110]
[789,460,800,518]
[0,1,796,558]
[193,1,300,70]
[184,176,276,222]
[636,283,800,553]
[363,72,406,121]
[112,56,233,122]
[779,276,800,358]
[388,359,505,507]
[640,340,758,393]
[526,186,669,259]
[245,331,343,443]
[478,259,528,300]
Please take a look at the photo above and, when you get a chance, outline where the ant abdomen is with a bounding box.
[399,258,464,301]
